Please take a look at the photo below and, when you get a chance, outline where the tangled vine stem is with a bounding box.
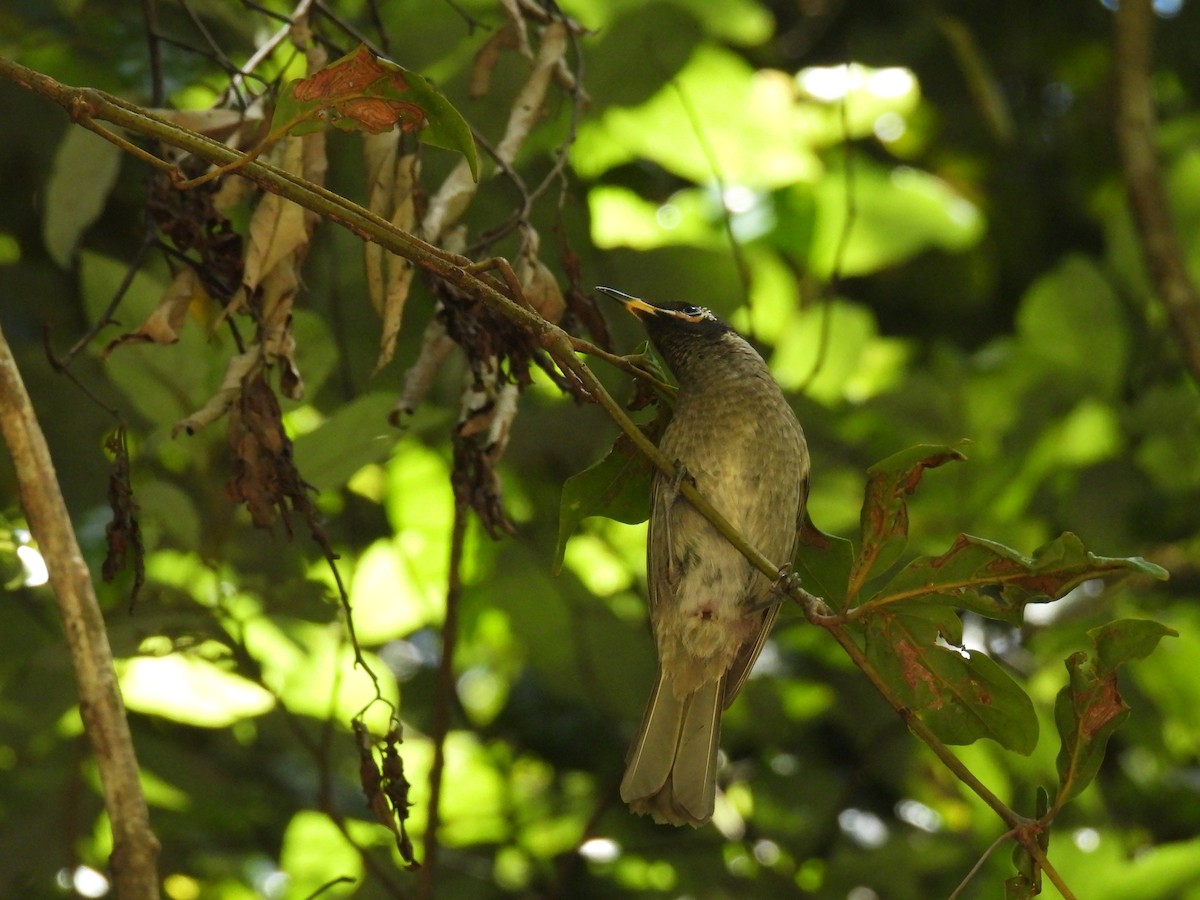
[0,57,1073,897]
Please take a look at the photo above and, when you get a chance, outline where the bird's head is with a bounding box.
[597,286,737,380]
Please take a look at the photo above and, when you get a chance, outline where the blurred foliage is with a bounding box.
[1,1,1199,899]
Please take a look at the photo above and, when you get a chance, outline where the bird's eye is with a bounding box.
[681,305,704,316]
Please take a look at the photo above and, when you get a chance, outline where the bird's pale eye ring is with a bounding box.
[680,305,706,319]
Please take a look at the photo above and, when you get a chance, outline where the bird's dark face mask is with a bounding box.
[596,287,732,355]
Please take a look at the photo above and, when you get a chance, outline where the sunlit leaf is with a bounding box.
[292,392,397,492]
[117,653,274,727]
[1054,619,1176,805]
[860,603,1038,753]
[874,532,1168,625]
[348,537,444,643]
[804,160,984,278]
[272,44,479,180]
[576,43,821,186]
[279,811,363,896]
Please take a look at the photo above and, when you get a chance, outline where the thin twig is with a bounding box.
[948,827,1016,900]
[417,502,468,900]
[1114,0,1200,382]
[800,75,856,392]
[671,79,753,321]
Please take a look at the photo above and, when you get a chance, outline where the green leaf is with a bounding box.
[272,44,479,180]
[1090,618,1178,678]
[849,443,966,598]
[806,160,984,278]
[1016,254,1128,396]
[1054,619,1176,806]
[292,392,397,492]
[43,127,123,267]
[874,532,1169,625]
[793,513,854,610]
[861,603,1038,754]
[553,426,659,574]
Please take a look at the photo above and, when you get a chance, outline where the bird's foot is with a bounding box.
[667,459,695,505]
[749,565,803,612]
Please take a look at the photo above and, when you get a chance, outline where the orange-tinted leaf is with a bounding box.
[272,45,479,179]
[1054,619,1175,805]
[874,532,1167,625]
[861,603,1037,753]
[849,444,966,599]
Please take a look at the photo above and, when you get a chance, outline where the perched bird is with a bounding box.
[598,287,810,827]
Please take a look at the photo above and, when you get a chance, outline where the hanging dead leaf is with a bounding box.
[224,372,308,530]
[242,139,309,293]
[173,347,262,437]
[101,427,144,609]
[102,267,207,356]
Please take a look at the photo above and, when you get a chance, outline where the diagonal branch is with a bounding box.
[0,322,160,899]
[1114,0,1200,382]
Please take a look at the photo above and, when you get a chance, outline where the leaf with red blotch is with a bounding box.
[848,443,966,601]
[1054,619,1176,805]
[271,45,479,180]
[873,531,1168,625]
[860,601,1038,754]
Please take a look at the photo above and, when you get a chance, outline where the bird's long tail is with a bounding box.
[620,671,722,826]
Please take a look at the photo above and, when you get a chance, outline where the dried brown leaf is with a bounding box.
[102,267,205,356]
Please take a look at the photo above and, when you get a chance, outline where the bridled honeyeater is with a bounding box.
[599,287,810,827]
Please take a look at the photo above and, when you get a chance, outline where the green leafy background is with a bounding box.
[2,1,1199,899]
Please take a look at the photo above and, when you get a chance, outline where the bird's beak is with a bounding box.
[596,286,659,319]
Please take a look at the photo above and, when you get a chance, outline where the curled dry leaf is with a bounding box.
[389,318,457,427]
[242,139,309,294]
[352,719,420,870]
[494,21,568,166]
[362,134,419,372]
[173,347,262,437]
[363,130,400,314]
[499,0,534,61]
[102,267,206,356]
[470,23,521,99]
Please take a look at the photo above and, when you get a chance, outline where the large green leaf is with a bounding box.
[860,601,1038,753]
[1054,619,1177,806]
[873,532,1168,625]
[291,392,397,492]
[552,425,658,574]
